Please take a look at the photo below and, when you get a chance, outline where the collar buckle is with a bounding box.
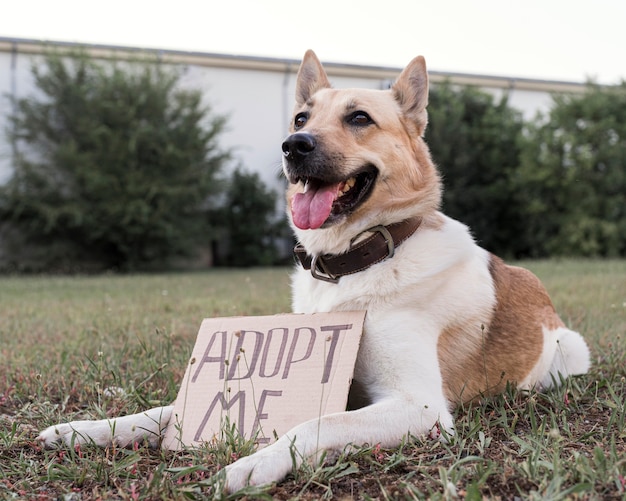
[310,255,340,283]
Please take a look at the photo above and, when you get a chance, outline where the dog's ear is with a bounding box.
[295,50,332,106]
[392,56,429,133]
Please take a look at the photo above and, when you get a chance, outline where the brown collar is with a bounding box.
[293,217,422,283]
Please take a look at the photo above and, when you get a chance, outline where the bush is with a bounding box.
[219,168,287,267]
[0,51,230,271]
[426,82,527,257]
[518,82,626,257]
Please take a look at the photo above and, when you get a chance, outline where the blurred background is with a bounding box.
[1,0,625,272]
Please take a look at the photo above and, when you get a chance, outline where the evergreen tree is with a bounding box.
[518,82,626,257]
[426,83,527,257]
[0,52,230,271]
[221,168,285,267]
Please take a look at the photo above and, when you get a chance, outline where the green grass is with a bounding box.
[0,261,624,500]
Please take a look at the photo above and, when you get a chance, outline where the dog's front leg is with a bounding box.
[223,397,453,492]
[37,405,174,448]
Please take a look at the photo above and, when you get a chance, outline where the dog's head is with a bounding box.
[283,50,441,246]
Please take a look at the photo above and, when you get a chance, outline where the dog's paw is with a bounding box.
[421,407,455,442]
[223,444,294,493]
[37,406,173,449]
[37,420,113,447]
[37,423,82,447]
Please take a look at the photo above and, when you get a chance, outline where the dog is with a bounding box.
[38,50,591,492]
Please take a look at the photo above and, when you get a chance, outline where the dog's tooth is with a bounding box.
[339,177,356,195]
[303,180,310,193]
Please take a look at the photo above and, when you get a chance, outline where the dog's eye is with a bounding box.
[348,111,374,126]
[294,113,308,130]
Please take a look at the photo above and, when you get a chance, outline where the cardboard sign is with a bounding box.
[162,311,365,450]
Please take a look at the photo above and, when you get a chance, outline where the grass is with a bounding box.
[0,261,624,500]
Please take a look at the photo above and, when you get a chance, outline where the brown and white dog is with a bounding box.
[38,50,591,492]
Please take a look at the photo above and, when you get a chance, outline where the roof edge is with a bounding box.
[0,36,589,93]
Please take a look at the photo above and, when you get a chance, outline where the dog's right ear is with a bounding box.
[295,50,332,106]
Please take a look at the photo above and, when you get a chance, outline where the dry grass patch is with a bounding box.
[0,262,624,500]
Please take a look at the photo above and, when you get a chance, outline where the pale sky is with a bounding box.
[2,0,625,84]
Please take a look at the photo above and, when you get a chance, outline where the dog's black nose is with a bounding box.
[282,133,316,160]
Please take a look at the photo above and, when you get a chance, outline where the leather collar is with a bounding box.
[294,217,422,283]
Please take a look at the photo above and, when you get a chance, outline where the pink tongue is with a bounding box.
[291,183,340,230]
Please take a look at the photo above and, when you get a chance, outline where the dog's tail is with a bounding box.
[539,327,591,389]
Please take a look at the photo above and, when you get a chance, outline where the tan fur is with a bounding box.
[438,255,564,403]
[286,88,441,220]
[285,53,441,254]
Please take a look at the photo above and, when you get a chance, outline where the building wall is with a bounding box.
[0,38,586,192]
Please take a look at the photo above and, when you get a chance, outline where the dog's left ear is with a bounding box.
[295,50,332,106]
[392,56,429,133]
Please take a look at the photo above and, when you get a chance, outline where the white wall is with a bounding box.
[482,85,554,121]
[0,52,17,184]
[0,42,571,192]
[178,64,289,190]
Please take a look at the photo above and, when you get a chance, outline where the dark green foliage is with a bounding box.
[426,82,527,257]
[2,52,626,267]
[0,51,230,271]
[426,81,626,258]
[518,83,626,257]
[220,168,286,267]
